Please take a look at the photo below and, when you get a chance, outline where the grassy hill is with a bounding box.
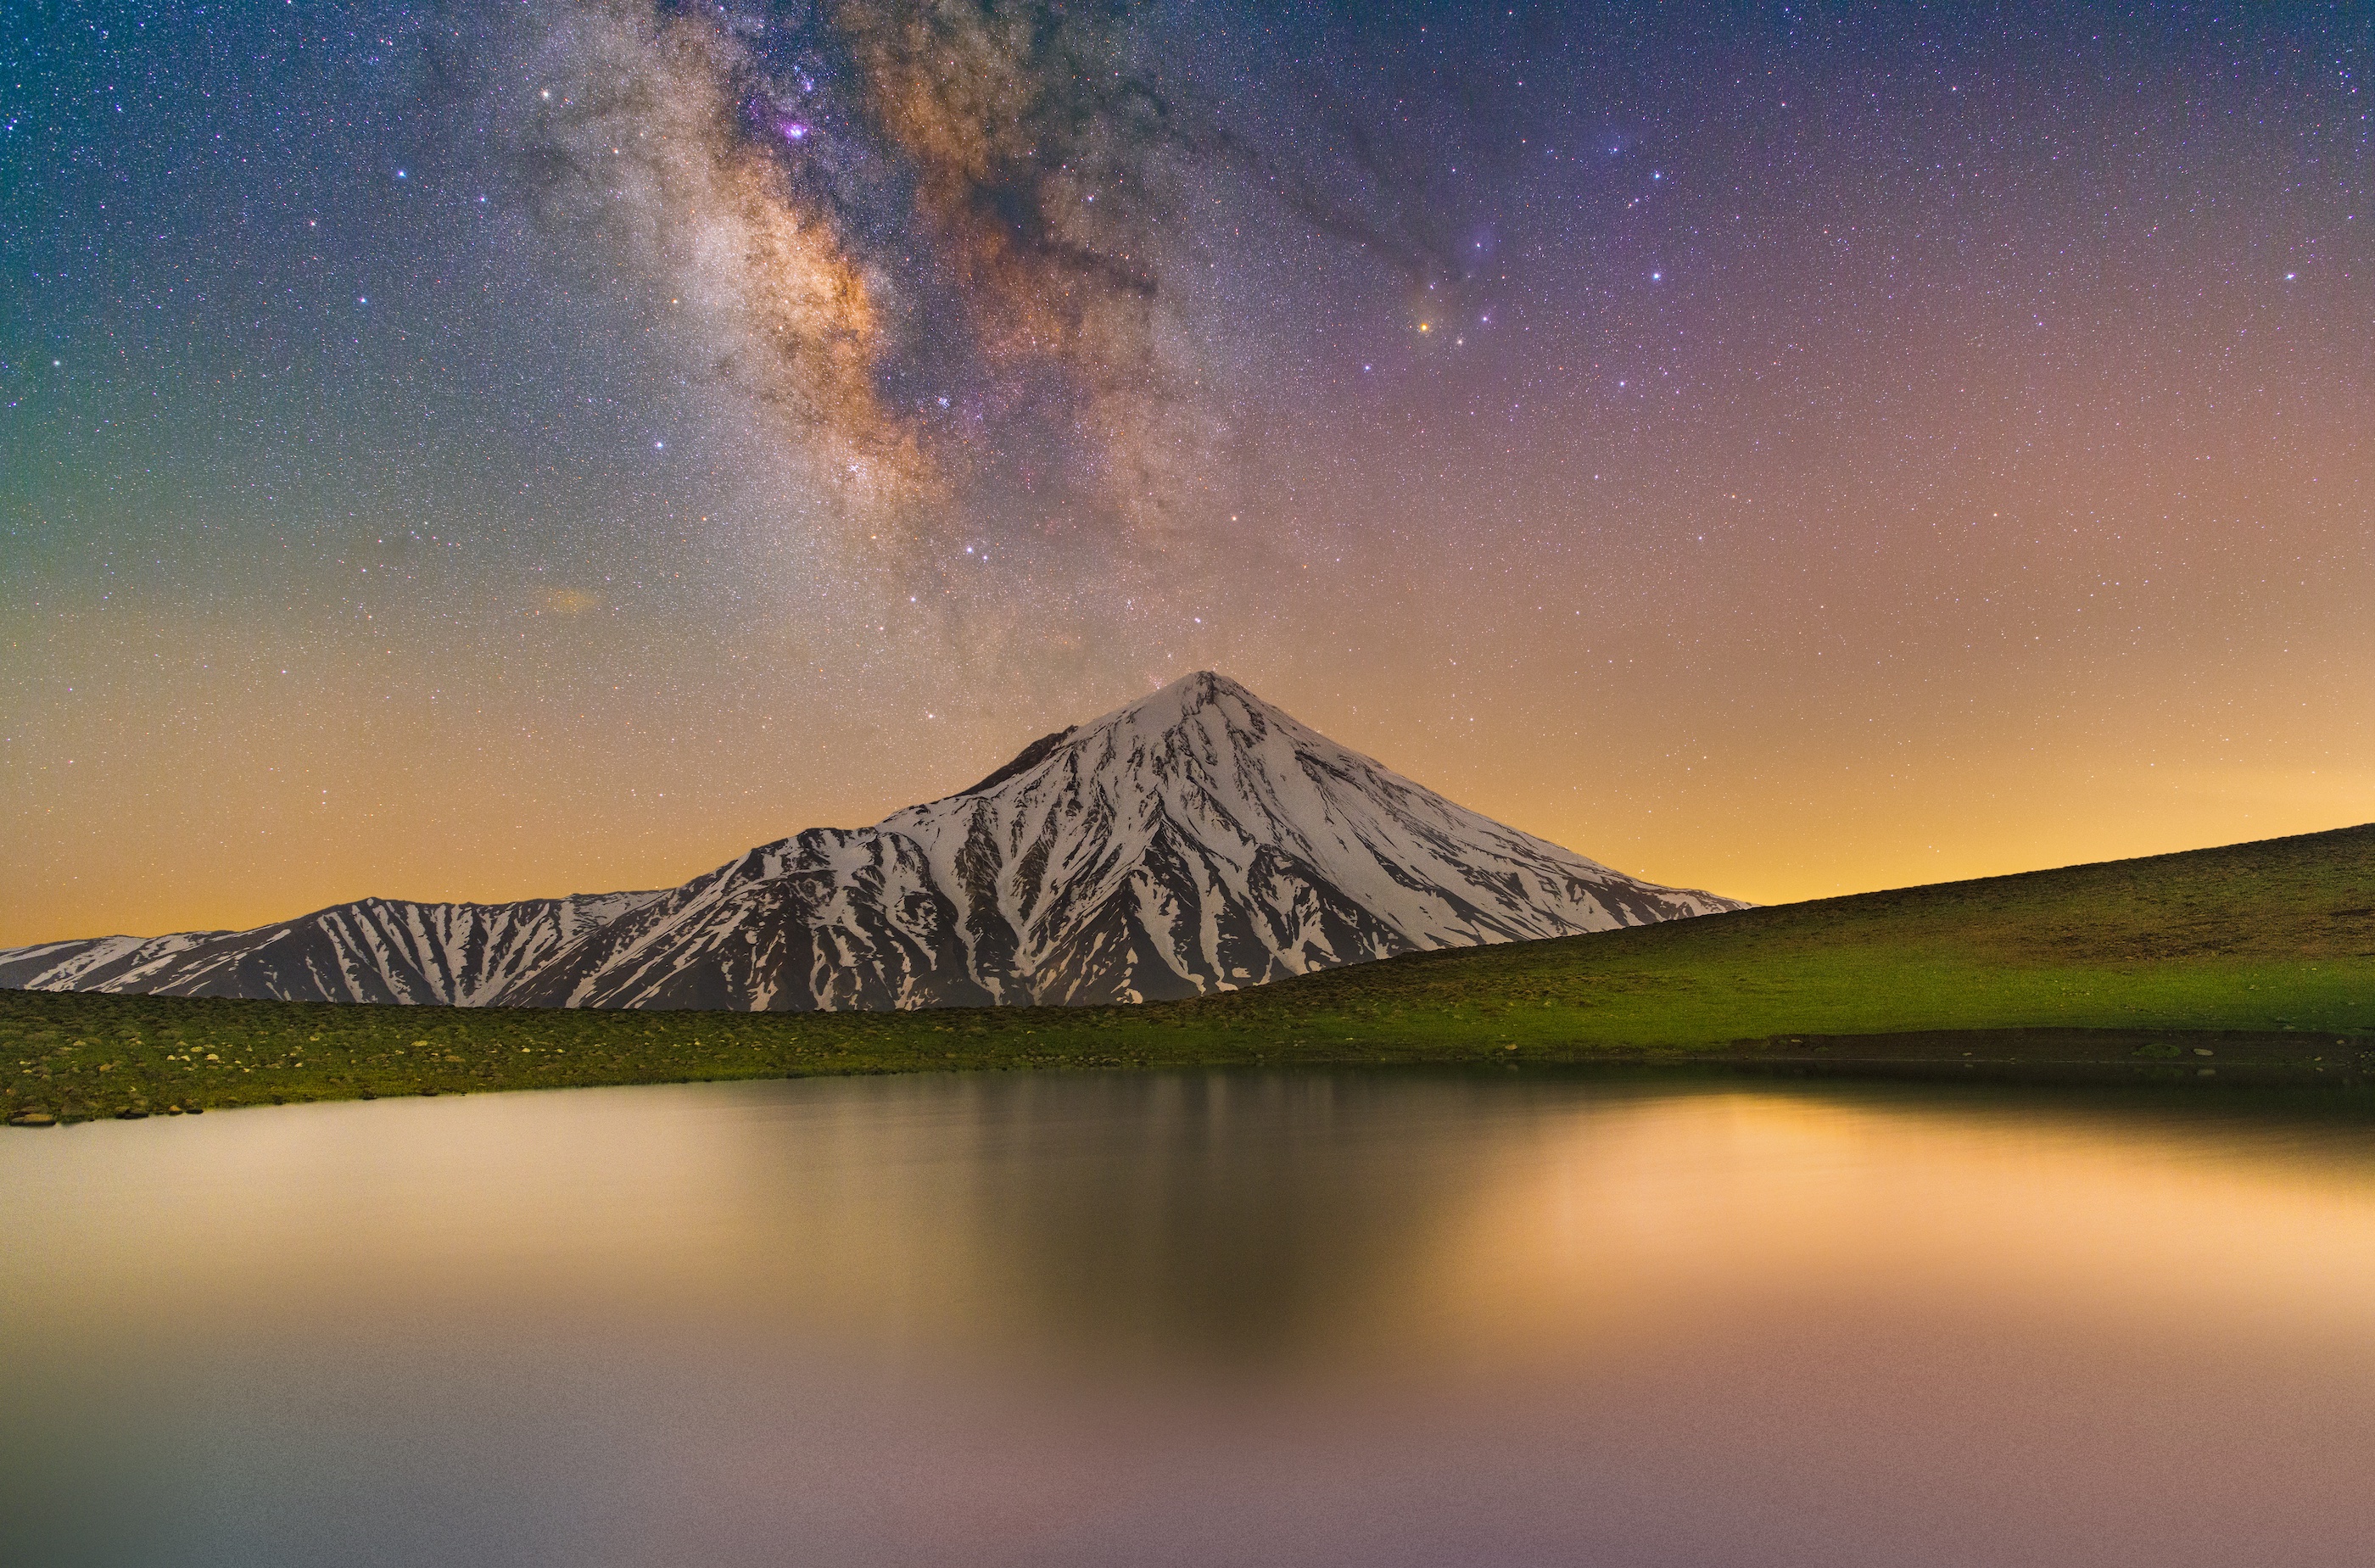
[7,823,2372,1124]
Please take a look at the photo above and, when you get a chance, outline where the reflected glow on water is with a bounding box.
[6,1073,2375,1566]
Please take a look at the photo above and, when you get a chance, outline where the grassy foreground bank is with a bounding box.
[7,823,2372,1124]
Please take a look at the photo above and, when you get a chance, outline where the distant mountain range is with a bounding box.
[0,672,1746,1009]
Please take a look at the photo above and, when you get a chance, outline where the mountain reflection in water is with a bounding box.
[6,1071,2375,1567]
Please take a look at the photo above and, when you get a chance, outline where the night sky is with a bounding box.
[4,1,2368,946]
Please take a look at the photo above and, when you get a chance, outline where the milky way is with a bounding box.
[506,1,1498,607]
[515,1,1238,594]
[3,1,2369,943]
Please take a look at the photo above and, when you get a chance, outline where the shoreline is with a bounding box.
[8,1010,2369,1127]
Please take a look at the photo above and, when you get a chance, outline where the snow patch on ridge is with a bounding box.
[1,672,1746,1010]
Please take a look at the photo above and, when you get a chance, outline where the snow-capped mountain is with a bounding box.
[0,891,668,1007]
[0,672,1746,1009]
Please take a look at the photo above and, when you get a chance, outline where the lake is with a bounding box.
[6,1070,2375,1566]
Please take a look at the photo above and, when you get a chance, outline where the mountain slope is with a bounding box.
[9,823,2371,1127]
[0,672,1744,1010]
[0,893,667,1006]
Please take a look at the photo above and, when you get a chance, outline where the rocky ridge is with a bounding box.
[0,672,1746,1009]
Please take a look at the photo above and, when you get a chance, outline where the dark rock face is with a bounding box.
[3,672,1747,1011]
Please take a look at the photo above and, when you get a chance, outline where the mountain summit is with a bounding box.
[0,672,1746,1009]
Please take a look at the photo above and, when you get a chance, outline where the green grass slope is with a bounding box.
[6,823,2372,1124]
[1185,820,2375,1048]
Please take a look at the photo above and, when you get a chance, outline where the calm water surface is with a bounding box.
[7,1071,2375,1566]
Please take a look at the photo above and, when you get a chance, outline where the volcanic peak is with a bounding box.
[0,672,1745,1009]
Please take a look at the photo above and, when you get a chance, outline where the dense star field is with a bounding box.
[3,2,2370,946]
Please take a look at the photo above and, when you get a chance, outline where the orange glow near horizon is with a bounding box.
[5,3,2368,947]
